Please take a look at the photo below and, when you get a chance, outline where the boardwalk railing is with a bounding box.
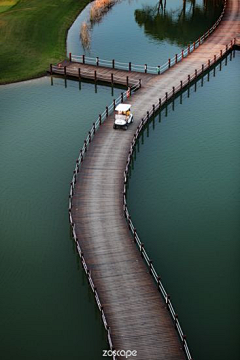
[68,80,140,360]
[50,64,137,86]
[70,0,227,75]
[122,38,236,360]
[68,38,235,360]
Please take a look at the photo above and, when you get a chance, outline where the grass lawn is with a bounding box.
[0,1,19,13]
[0,0,90,84]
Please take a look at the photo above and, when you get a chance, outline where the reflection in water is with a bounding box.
[68,0,225,67]
[80,0,123,49]
[130,51,235,149]
[135,0,223,47]
[50,75,124,96]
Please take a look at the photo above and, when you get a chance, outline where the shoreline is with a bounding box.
[0,0,91,85]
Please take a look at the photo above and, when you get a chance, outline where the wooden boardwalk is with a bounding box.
[51,60,155,87]
[68,1,240,359]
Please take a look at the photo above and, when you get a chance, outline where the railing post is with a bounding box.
[159,98,161,107]
[82,54,85,64]
[182,335,186,348]
[73,171,76,184]
[208,59,211,68]
[202,64,204,73]
[140,243,144,257]
[168,58,171,68]
[139,79,142,88]
[88,131,91,143]
[121,92,124,103]
[166,294,170,308]
[149,260,152,274]
[93,123,96,134]
[86,269,90,279]
[126,76,129,87]
[188,74,190,84]
[147,111,149,121]
[188,44,190,54]
[158,65,160,75]
[133,228,137,243]
[113,99,116,110]
[145,64,147,73]
[182,50,184,59]
[195,69,197,78]
[172,86,175,95]
[112,59,115,69]
[99,114,102,126]
[174,314,178,328]
[165,92,168,101]
[76,159,79,173]
[220,49,223,57]
[64,66,67,78]
[78,67,81,80]
[129,62,131,71]
[111,73,114,85]
[69,52,72,62]
[193,41,196,50]
[152,104,155,114]
[94,70,97,83]
[106,106,108,117]
[50,64,53,75]
[175,54,177,64]
[198,37,200,46]
[96,56,99,66]
[180,80,183,89]
[214,55,216,63]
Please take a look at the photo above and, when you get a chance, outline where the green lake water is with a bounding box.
[0,0,238,359]
[127,51,240,360]
[0,77,122,360]
[67,0,223,66]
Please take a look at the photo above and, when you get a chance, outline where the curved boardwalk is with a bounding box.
[71,1,240,359]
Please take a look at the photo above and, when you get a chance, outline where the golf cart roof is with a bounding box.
[115,104,131,112]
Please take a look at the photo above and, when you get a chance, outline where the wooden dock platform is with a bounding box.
[51,60,155,87]
[68,0,240,359]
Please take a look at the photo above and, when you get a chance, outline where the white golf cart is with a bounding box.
[113,104,133,130]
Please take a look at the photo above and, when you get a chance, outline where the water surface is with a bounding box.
[0,77,122,360]
[127,51,240,360]
[67,0,223,66]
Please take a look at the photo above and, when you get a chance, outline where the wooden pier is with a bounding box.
[50,60,155,88]
[65,0,240,359]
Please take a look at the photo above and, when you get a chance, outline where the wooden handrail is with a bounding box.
[68,80,140,359]
[122,38,235,360]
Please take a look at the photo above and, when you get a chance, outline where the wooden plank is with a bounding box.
[69,1,239,359]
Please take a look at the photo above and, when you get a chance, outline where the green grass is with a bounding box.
[0,1,19,14]
[0,0,90,84]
